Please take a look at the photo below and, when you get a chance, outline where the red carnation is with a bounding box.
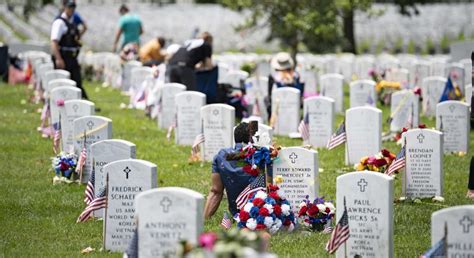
[268,192,280,201]
[268,184,279,192]
[283,218,292,226]
[256,224,266,230]
[418,124,426,129]
[298,206,308,217]
[59,161,69,171]
[259,207,270,217]
[325,207,331,214]
[381,149,390,157]
[273,205,282,216]
[239,210,250,222]
[252,198,265,207]
[373,158,387,167]
[402,127,408,133]
[242,165,259,176]
[307,205,319,217]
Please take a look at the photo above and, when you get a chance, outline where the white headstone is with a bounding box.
[430,59,448,77]
[43,69,70,93]
[136,187,204,258]
[245,76,269,122]
[409,60,431,88]
[349,80,377,108]
[47,78,76,94]
[301,69,318,95]
[122,61,142,92]
[157,83,186,129]
[404,129,443,198]
[431,205,474,257]
[73,116,112,183]
[390,90,420,132]
[346,107,382,165]
[272,87,301,136]
[354,57,375,80]
[175,91,206,145]
[436,101,470,153]
[62,100,95,152]
[319,73,344,113]
[465,84,472,106]
[273,147,319,210]
[104,159,157,252]
[50,86,82,128]
[90,140,136,218]
[336,172,394,258]
[201,104,235,161]
[304,96,335,147]
[422,76,447,117]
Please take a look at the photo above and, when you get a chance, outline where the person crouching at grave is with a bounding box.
[50,1,88,100]
[168,32,214,91]
[139,37,166,67]
[204,122,273,219]
[266,52,304,116]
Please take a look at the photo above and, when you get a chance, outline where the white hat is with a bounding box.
[271,52,294,71]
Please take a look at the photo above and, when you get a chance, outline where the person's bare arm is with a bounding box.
[196,57,213,71]
[204,173,224,219]
[113,28,122,52]
[139,24,143,35]
[51,40,64,69]
[78,21,87,39]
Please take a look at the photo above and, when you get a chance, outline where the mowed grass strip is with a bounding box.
[0,81,472,257]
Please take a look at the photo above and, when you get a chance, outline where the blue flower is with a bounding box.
[250,206,259,218]
[264,197,276,205]
[256,215,265,224]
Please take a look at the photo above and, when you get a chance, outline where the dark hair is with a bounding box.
[119,4,129,14]
[234,122,249,143]
[200,32,213,44]
[157,37,166,48]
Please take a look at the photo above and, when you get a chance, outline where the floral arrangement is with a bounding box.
[393,124,426,144]
[354,149,396,173]
[178,229,273,258]
[236,184,296,234]
[51,152,78,184]
[297,196,335,231]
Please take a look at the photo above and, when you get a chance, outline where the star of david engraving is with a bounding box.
[123,166,131,179]
[459,216,473,233]
[289,152,298,163]
[417,133,425,144]
[160,197,172,213]
[449,105,455,113]
[357,179,368,192]
[72,104,79,112]
[212,109,219,116]
[87,121,94,130]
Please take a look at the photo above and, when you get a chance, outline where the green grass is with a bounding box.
[0,81,473,257]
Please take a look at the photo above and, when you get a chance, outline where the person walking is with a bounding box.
[50,0,88,99]
[113,4,143,53]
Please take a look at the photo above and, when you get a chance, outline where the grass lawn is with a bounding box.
[0,81,473,257]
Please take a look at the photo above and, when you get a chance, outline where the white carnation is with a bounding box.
[281,204,291,216]
[324,202,335,214]
[243,203,254,213]
[264,217,274,228]
[299,202,307,208]
[263,204,274,214]
[254,191,267,200]
[317,204,327,214]
[246,218,257,230]
[274,218,282,228]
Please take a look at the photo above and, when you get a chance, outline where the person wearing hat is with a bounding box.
[50,0,88,100]
[55,0,87,40]
[266,52,304,114]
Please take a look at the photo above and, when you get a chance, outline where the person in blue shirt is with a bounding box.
[113,4,143,53]
[204,122,273,218]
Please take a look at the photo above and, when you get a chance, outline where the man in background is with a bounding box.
[139,37,166,66]
[113,4,143,53]
[56,0,87,40]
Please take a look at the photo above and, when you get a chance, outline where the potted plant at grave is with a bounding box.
[297,196,335,232]
[51,152,78,184]
[354,149,396,173]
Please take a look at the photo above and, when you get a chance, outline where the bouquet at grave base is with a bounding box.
[51,152,78,184]
[177,229,275,258]
[354,149,396,173]
[297,196,335,232]
[236,184,296,234]
[393,124,427,145]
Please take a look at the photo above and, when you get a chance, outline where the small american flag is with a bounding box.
[77,187,106,223]
[419,237,446,258]
[236,174,266,210]
[191,133,205,156]
[221,211,232,230]
[52,117,61,154]
[327,121,346,150]
[386,145,406,176]
[84,170,95,205]
[76,146,87,174]
[166,116,177,141]
[325,197,350,254]
[298,112,310,142]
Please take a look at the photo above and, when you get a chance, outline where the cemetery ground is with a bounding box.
[0,81,473,257]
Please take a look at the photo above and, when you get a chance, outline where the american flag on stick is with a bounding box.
[221,211,232,230]
[236,174,266,210]
[77,130,87,182]
[386,145,406,176]
[191,133,205,157]
[325,196,350,254]
[298,112,310,142]
[77,187,106,223]
[84,169,96,205]
[327,121,346,150]
[52,114,61,154]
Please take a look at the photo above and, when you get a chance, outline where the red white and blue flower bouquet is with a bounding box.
[51,152,78,184]
[297,196,335,232]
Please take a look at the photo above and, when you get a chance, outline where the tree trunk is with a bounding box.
[342,7,356,54]
[290,38,298,68]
